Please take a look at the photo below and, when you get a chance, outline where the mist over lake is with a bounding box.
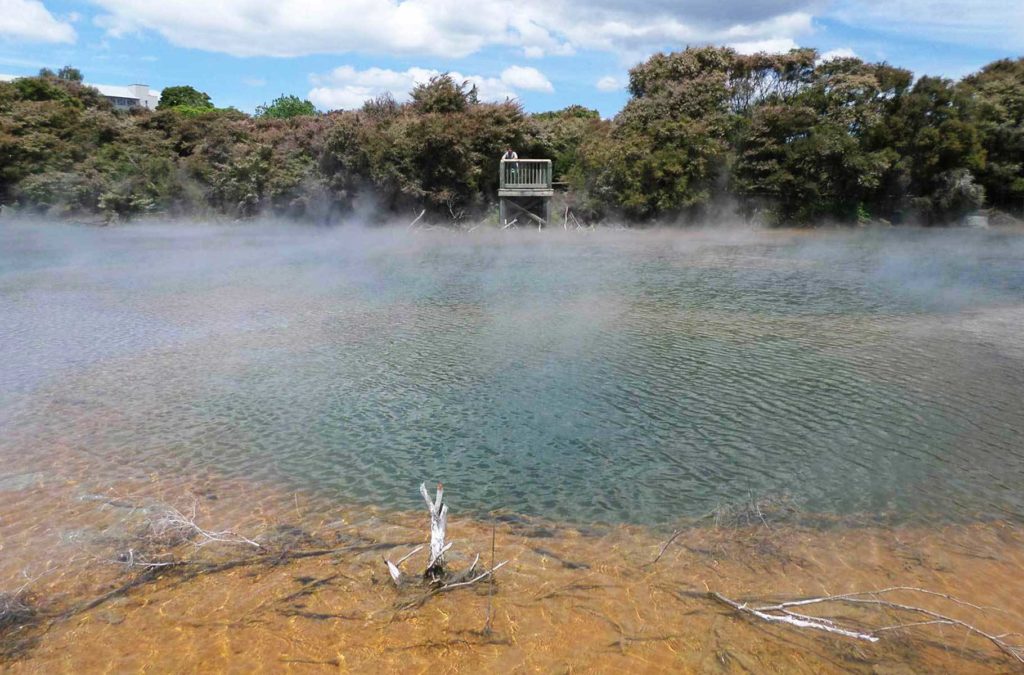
[2,220,1023,525]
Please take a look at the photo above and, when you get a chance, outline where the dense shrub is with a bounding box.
[1,53,1022,225]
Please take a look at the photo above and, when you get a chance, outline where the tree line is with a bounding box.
[0,46,1021,225]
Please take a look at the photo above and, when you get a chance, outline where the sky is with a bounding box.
[0,0,1021,117]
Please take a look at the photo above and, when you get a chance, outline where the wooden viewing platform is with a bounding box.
[499,158,553,227]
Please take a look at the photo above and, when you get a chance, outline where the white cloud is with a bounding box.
[243,76,267,86]
[309,66,436,110]
[819,47,857,62]
[309,64,555,110]
[456,73,518,101]
[89,0,818,61]
[87,0,1024,68]
[595,75,621,92]
[499,65,553,92]
[0,0,76,43]
[728,38,798,55]
[92,0,512,58]
[828,1,1024,51]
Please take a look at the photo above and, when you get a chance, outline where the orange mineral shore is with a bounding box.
[1,474,1022,673]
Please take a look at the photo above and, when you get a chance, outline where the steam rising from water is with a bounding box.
[1,219,1023,524]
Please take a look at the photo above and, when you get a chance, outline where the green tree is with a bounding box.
[410,74,478,114]
[57,66,83,82]
[734,56,910,224]
[582,46,740,219]
[255,94,317,119]
[360,93,400,120]
[735,104,895,224]
[960,58,1024,215]
[157,85,213,110]
[876,76,986,222]
[533,105,602,181]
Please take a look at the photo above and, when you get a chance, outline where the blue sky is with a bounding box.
[0,0,1020,117]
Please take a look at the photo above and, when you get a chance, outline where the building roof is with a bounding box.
[91,84,161,100]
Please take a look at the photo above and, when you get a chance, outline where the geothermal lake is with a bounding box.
[2,221,1023,526]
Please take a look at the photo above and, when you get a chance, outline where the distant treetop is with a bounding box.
[410,74,479,114]
[158,85,213,110]
[533,105,600,121]
[255,94,317,119]
[57,66,83,82]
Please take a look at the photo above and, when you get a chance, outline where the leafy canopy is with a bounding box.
[255,95,317,119]
[57,66,83,82]
[158,85,213,110]
[410,74,479,114]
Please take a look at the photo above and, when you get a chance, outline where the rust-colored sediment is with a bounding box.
[2,475,1023,673]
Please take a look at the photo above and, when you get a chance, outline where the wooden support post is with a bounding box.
[499,198,506,227]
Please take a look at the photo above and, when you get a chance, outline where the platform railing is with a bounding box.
[500,159,551,190]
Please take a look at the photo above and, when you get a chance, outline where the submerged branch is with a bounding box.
[711,587,1024,665]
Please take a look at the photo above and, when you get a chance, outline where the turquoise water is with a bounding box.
[1,222,1023,524]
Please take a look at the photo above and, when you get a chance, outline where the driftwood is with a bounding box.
[152,501,264,551]
[711,587,1024,665]
[569,212,591,230]
[383,483,508,599]
[422,482,450,578]
[406,209,426,230]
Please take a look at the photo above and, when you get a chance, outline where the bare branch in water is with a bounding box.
[383,545,425,585]
[407,209,426,229]
[711,587,1024,665]
[646,529,684,567]
[712,592,879,642]
[150,501,264,551]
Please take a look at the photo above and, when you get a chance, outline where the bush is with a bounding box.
[256,95,317,119]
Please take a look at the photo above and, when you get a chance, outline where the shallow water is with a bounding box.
[2,472,1023,673]
[3,220,1024,671]
[2,221,1023,525]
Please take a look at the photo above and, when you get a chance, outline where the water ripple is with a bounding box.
[1,223,1023,524]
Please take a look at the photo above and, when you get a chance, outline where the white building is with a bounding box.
[91,83,161,110]
[0,74,161,110]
